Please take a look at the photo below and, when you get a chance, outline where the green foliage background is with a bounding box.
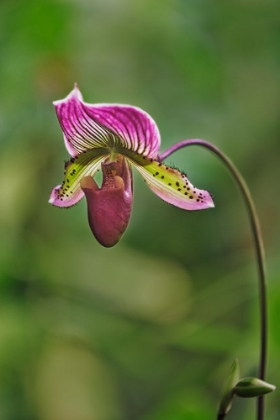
[0,0,279,419]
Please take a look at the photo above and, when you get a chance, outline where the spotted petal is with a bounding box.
[54,85,161,158]
[49,148,108,207]
[122,151,214,210]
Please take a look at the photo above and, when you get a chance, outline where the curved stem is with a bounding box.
[159,139,267,420]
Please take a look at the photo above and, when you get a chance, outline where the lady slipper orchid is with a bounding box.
[49,85,214,247]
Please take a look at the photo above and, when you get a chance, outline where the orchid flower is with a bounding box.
[49,85,214,247]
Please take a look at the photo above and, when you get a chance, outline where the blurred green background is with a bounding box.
[0,0,279,419]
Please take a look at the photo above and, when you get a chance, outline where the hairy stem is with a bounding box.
[159,139,267,420]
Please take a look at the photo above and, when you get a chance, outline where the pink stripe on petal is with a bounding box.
[54,85,161,158]
[54,86,112,155]
[84,103,161,158]
[62,133,78,157]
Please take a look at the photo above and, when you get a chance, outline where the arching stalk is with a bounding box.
[159,139,267,420]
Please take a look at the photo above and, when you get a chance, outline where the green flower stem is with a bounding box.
[159,139,267,420]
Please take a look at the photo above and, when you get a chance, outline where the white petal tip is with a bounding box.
[53,84,83,107]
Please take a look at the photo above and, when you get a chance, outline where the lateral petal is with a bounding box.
[49,149,108,208]
[125,153,214,210]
